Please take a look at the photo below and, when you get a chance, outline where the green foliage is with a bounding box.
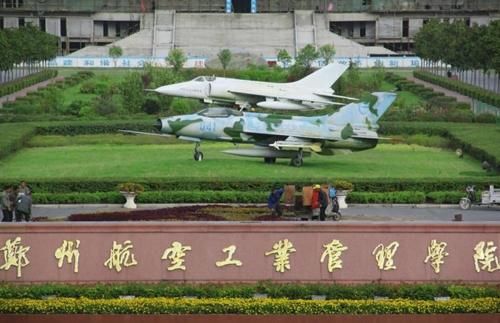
[0,283,497,300]
[0,123,36,160]
[276,49,292,68]
[333,180,353,191]
[117,182,144,193]
[318,44,336,65]
[108,46,123,67]
[295,44,319,70]
[119,72,144,113]
[348,191,426,204]
[0,69,57,97]
[217,48,232,71]
[33,191,267,204]
[380,121,500,170]
[165,48,187,73]
[426,191,464,204]
[169,98,201,114]
[0,297,497,314]
[142,97,161,114]
[413,70,500,108]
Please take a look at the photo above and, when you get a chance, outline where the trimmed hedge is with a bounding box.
[1,283,498,300]
[28,190,478,204]
[12,178,498,195]
[347,191,426,204]
[380,121,500,170]
[34,119,154,136]
[0,69,57,97]
[0,297,497,314]
[33,191,268,204]
[0,123,36,160]
[414,70,500,108]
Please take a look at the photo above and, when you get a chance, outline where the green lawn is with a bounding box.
[446,123,500,161]
[0,142,494,181]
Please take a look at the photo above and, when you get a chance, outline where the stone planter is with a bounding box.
[337,190,350,209]
[120,191,137,209]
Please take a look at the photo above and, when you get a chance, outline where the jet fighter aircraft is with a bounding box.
[152,62,356,111]
[122,92,396,167]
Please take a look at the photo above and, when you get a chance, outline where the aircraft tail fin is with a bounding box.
[330,92,396,126]
[292,62,348,88]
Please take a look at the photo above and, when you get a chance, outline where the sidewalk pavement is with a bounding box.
[406,75,472,104]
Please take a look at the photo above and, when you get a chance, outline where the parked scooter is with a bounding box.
[459,185,500,210]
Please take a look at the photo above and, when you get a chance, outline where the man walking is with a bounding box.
[1,186,15,222]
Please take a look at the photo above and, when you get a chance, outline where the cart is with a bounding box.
[459,185,500,209]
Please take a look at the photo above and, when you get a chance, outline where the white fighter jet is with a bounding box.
[152,62,357,111]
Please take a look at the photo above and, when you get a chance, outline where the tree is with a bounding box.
[218,49,232,74]
[166,48,187,73]
[318,44,336,65]
[295,44,319,70]
[276,49,292,68]
[108,45,123,67]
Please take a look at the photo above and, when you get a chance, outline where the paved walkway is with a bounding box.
[28,203,500,222]
[407,75,472,105]
[0,76,65,107]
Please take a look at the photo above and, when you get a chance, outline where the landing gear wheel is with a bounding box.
[194,151,204,161]
[290,157,303,167]
[264,157,276,164]
[459,198,471,210]
[193,142,203,161]
[290,149,304,167]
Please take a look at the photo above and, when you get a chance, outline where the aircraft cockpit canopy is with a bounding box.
[197,107,243,117]
[193,76,217,82]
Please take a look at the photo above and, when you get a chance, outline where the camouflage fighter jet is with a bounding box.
[123,92,395,167]
[152,62,356,111]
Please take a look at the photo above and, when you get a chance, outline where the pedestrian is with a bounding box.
[1,185,15,222]
[314,184,328,221]
[18,180,32,196]
[15,192,32,222]
[329,184,339,214]
[268,186,284,217]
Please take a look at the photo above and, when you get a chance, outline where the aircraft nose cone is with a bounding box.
[155,85,176,96]
[155,118,171,133]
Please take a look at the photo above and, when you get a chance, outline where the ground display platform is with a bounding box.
[0,222,499,283]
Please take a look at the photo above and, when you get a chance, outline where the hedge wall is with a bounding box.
[413,70,500,108]
[10,178,497,195]
[0,297,497,314]
[380,122,500,170]
[0,123,36,160]
[2,283,497,300]
[0,69,57,97]
[28,191,474,204]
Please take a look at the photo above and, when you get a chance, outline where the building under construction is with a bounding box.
[1,0,498,58]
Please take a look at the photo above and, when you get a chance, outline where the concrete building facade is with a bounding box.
[1,0,498,58]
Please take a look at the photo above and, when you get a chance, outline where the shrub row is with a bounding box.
[1,282,498,300]
[11,177,497,195]
[380,121,499,170]
[33,191,268,204]
[0,297,497,314]
[348,191,426,204]
[34,119,154,135]
[31,191,468,204]
[0,123,37,160]
[0,69,57,97]
[414,70,500,108]
[385,72,448,102]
